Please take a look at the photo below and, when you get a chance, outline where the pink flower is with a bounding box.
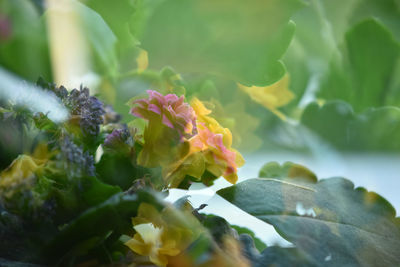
[130,90,196,139]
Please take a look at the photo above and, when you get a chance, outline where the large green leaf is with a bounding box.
[300,100,400,151]
[284,0,400,104]
[81,0,135,46]
[134,0,305,86]
[217,169,400,266]
[349,0,400,43]
[318,19,400,111]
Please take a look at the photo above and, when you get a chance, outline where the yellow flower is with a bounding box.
[126,223,181,267]
[238,74,294,120]
[125,203,201,266]
[189,98,245,184]
[0,154,46,198]
[129,91,244,187]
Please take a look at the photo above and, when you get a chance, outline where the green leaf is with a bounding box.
[135,0,305,86]
[350,0,400,43]
[318,19,400,111]
[301,100,400,151]
[218,175,400,266]
[78,176,121,207]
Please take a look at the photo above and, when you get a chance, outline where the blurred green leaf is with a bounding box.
[41,190,163,263]
[80,0,142,73]
[318,19,400,111]
[78,176,121,207]
[259,161,317,183]
[285,0,400,105]
[75,1,118,75]
[349,0,400,43]
[218,174,400,266]
[96,152,151,190]
[301,101,400,151]
[135,0,305,86]
[0,0,51,81]
[82,0,135,46]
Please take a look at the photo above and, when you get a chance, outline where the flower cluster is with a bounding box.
[131,90,196,139]
[130,90,244,187]
[130,90,197,168]
[37,78,105,137]
[66,86,105,137]
[189,98,245,184]
[57,136,95,178]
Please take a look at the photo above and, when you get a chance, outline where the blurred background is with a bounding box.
[1,0,399,245]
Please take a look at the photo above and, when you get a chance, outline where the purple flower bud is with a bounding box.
[104,128,130,149]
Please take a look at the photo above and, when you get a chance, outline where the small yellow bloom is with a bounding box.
[125,223,181,267]
[125,203,202,266]
[238,74,294,120]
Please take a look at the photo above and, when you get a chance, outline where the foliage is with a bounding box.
[218,162,400,266]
